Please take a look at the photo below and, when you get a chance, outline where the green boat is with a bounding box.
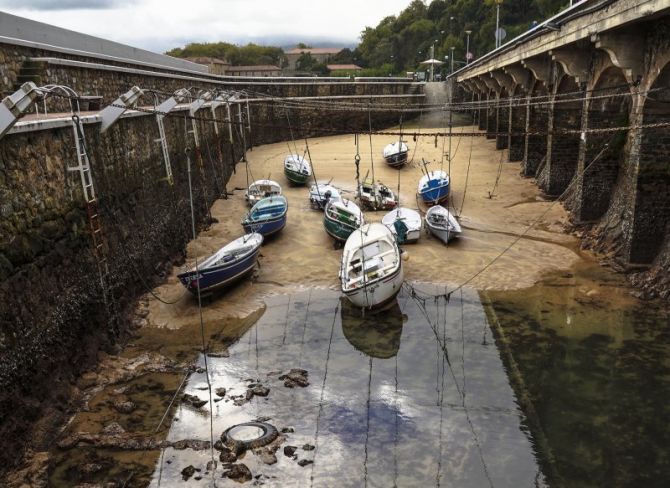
[324,198,364,242]
[284,154,312,185]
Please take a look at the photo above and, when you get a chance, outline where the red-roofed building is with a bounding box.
[285,47,343,71]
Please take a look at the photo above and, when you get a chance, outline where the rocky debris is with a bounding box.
[253,448,277,465]
[283,445,297,458]
[219,447,238,463]
[170,439,211,451]
[112,400,136,414]
[206,460,217,472]
[281,427,294,434]
[297,459,314,467]
[181,465,197,481]
[208,351,230,358]
[182,393,207,408]
[223,463,252,483]
[302,444,315,451]
[79,463,104,475]
[101,422,125,436]
[215,387,227,397]
[279,369,309,388]
[57,430,211,451]
[250,385,270,397]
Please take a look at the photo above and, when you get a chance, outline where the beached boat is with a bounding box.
[357,179,398,211]
[382,141,409,168]
[242,195,288,237]
[283,154,312,185]
[340,223,404,309]
[425,205,461,243]
[309,182,341,210]
[177,233,263,294]
[382,207,421,244]
[324,198,364,242]
[418,170,450,205]
[341,297,404,359]
[245,179,282,206]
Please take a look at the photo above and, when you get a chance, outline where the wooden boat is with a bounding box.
[340,223,404,309]
[357,179,398,211]
[283,154,312,185]
[382,141,409,168]
[309,182,341,210]
[324,198,364,242]
[241,195,288,237]
[340,297,404,359]
[177,233,263,294]
[245,179,282,206]
[425,205,461,243]
[381,207,421,244]
[418,169,450,205]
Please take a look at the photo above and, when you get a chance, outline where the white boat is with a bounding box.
[425,205,462,243]
[340,223,404,309]
[245,179,282,206]
[284,154,312,185]
[383,141,409,167]
[309,183,341,210]
[382,207,421,244]
[357,179,398,211]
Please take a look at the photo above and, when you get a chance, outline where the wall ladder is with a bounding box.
[155,113,174,185]
[68,115,117,334]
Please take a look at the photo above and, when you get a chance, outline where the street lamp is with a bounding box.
[465,30,472,65]
[495,0,503,49]
[450,46,455,73]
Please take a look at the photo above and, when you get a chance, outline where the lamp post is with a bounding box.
[450,46,455,73]
[495,0,503,49]
[465,30,472,65]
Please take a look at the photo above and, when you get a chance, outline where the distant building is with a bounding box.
[327,64,363,76]
[183,56,230,75]
[226,65,282,77]
[285,47,343,71]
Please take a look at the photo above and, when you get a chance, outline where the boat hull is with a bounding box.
[242,214,286,237]
[343,263,404,309]
[284,168,310,185]
[324,214,357,242]
[178,249,260,294]
[384,152,408,168]
[426,223,459,243]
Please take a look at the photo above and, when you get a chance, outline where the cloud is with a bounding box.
[0,0,125,10]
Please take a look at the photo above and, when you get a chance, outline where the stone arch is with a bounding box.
[496,86,510,149]
[524,79,549,176]
[579,66,632,221]
[544,74,583,195]
[509,84,527,161]
[628,62,670,264]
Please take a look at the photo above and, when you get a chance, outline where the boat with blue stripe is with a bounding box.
[242,195,288,237]
[177,233,263,294]
[418,169,450,205]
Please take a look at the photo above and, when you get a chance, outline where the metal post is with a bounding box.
[430,43,435,82]
[450,47,454,73]
[465,31,471,65]
[496,4,500,48]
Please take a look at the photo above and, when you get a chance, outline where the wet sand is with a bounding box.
[146,125,579,330]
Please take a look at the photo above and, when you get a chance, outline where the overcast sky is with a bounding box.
[0,0,411,52]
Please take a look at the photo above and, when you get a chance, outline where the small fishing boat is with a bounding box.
[340,223,404,309]
[245,179,282,206]
[324,198,364,242]
[177,233,263,294]
[425,205,461,243]
[383,141,409,168]
[382,207,421,244]
[418,169,450,205]
[242,195,288,237]
[357,179,398,211]
[284,154,312,185]
[309,182,341,210]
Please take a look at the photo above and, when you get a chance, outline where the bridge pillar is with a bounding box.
[505,66,532,162]
[523,80,550,176]
[482,75,501,139]
[492,71,514,150]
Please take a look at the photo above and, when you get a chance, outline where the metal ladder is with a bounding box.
[155,113,174,185]
[68,115,117,333]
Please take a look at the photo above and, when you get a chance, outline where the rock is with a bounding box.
[283,445,297,458]
[183,393,207,408]
[206,460,217,472]
[181,465,196,481]
[219,447,238,463]
[80,462,103,475]
[215,387,227,397]
[302,444,315,451]
[101,422,125,436]
[113,400,136,414]
[254,448,277,465]
[223,463,252,483]
[281,427,294,434]
[250,386,270,397]
[279,369,309,388]
[298,459,313,467]
[214,440,224,451]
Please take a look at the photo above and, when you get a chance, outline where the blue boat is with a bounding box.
[177,233,263,294]
[418,170,450,205]
[242,195,288,237]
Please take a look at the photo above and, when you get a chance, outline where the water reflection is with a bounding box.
[149,285,542,487]
[340,298,406,359]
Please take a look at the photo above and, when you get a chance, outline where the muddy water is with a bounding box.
[44,128,670,487]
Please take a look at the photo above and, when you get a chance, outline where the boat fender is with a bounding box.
[401,250,410,261]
